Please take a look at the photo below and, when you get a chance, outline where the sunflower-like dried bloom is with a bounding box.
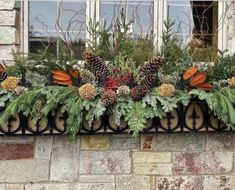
[117,85,130,97]
[101,90,117,106]
[0,76,19,92]
[156,83,176,97]
[80,69,96,84]
[227,77,235,87]
[79,83,97,100]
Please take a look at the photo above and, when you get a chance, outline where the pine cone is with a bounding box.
[140,56,162,77]
[80,69,96,84]
[79,83,97,100]
[0,72,7,82]
[101,90,117,106]
[84,52,110,83]
[130,75,155,100]
[156,83,176,97]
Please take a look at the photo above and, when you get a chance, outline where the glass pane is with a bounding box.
[167,0,218,61]
[100,0,154,36]
[29,0,86,59]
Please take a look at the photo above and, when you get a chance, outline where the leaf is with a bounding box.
[183,66,198,80]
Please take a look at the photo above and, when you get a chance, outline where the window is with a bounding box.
[20,0,231,61]
[28,0,86,59]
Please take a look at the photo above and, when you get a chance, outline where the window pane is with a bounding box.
[29,0,86,59]
[100,0,154,36]
[167,0,218,61]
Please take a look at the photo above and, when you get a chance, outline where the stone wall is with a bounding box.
[0,134,234,190]
[0,0,18,62]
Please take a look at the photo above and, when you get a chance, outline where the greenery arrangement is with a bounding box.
[0,20,235,138]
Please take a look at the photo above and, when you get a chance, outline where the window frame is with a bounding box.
[20,0,229,57]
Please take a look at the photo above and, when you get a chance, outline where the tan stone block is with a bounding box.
[6,184,24,190]
[0,0,15,10]
[0,11,16,26]
[133,152,171,164]
[80,135,109,150]
[203,176,232,190]
[0,27,17,44]
[133,163,172,175]
[116,175,150,190]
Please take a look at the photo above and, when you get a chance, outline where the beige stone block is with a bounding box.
[35,136,53,159]
[0,11,16,26]
[72,183,115,190]
[0,27,17,44]
[25,184,70,190]
[0,159,49,182]
[133,163,172,175]
[80,135,109,150]
[0,45,17,60]
[79,175,114,183]
[133,152,171,164]
[0,0,15,10]
[6,184,24,190]
[116,175,150,190]
[50,136,80,182]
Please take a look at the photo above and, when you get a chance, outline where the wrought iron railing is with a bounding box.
[0,99,230,136]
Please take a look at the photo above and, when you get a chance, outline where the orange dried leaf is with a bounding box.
[190,72,207,86]
[183,66,198,80]
[194,82,213,91]
[52,70,71,80]
[71,69,79,78]
[53,79,73,86]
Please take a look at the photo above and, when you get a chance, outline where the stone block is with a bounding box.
[133,152,171,164]
[0,45,17,60]
[156,176,203,190]
[0,11,16,26]
[35,136,53,159]
[0,159,49,182]
[0,0,15,10]
[116,175,150,190]
[6,184,24,190]
[110,135,139,150]
[80,135,109,150]
[173,152,233,175]
[0,27,17,44]
[0,185,5,190]
[206,133,233,151]
[25,184,70,190]
[0,144,33,160]
[203,176,232,190]
[0,136,33,143]
[72,183,115,190]
[150,133,205,151]
[133,163,172,175]
[79,175,115,183]
[79,151,131,174]
[50,136,80,182]
[140,134,154,150]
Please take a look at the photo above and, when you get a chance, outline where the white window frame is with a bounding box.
[20,0,229,55]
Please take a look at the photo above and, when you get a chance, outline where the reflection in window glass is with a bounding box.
[29,0,86,59]
[167,0,218,61]
[100,1,154,36]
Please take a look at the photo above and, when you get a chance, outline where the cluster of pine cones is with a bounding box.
[130,57,163,100]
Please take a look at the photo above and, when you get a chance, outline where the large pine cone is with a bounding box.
[140,56,162,77]
[130,75,155,100]
[84,52,110,83]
